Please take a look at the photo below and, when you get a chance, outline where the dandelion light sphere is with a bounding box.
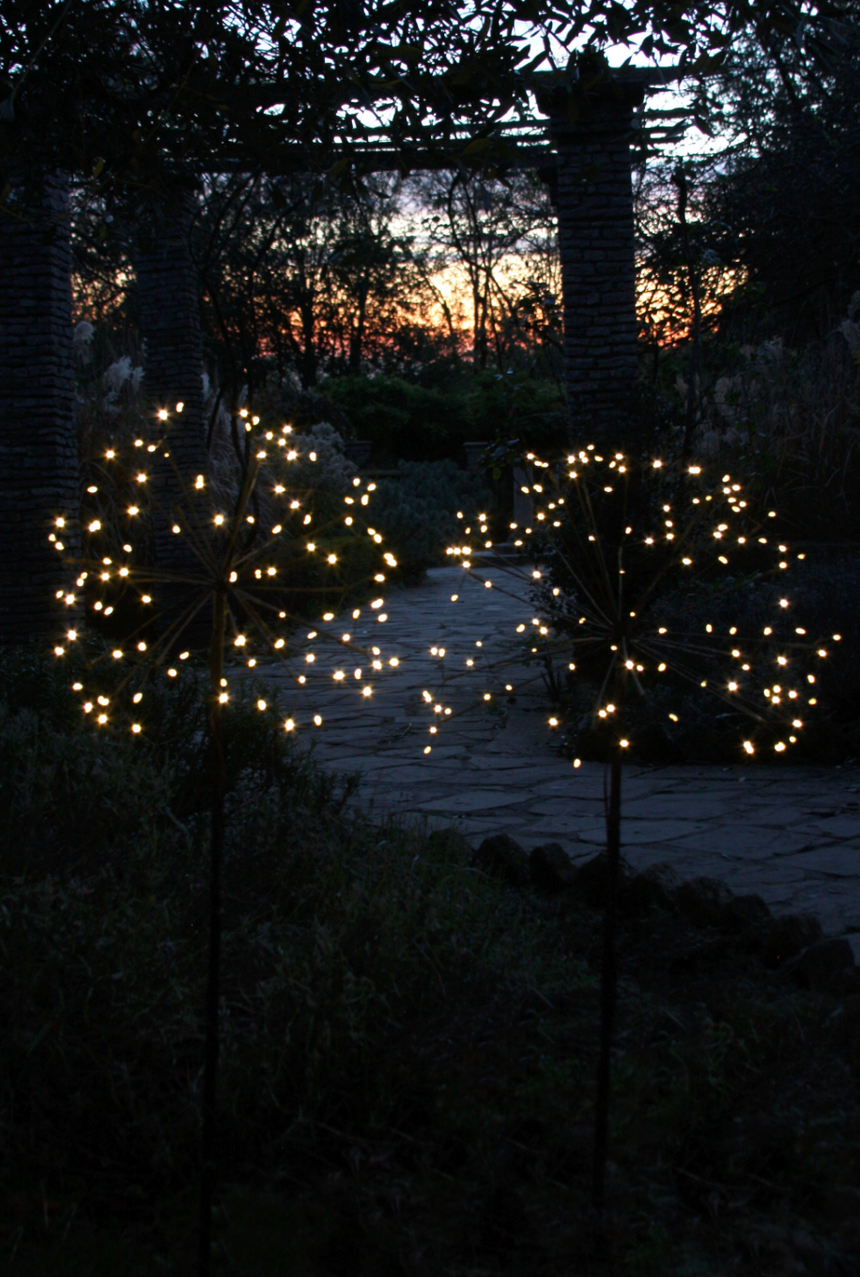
[438,445,830,764]
[49,408,404,740]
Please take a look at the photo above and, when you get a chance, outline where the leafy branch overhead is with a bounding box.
[0,1,849,204]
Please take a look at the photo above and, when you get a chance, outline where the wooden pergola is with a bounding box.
[0,67,688,642]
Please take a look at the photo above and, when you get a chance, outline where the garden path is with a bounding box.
[258,561,860,951]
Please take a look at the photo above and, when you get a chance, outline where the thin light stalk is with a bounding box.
[198,581,227,1277]
[592,740,622,1216]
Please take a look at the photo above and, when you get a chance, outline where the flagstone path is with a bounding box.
[256,559,860,952]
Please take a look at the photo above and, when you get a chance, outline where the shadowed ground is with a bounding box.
[251,562,860,951]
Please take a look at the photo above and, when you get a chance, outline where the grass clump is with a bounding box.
[1,646,859,1275]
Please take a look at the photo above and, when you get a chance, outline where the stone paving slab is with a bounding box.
[780,847,860,876]
[813,816,860,839]
[669,829,826,858]
[572,818,708,845]
[415,791,529,814]
[243,563,860,944]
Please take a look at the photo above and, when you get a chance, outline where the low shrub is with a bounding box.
[0,644,593,1268]
[317,371,569,465]
[370,459,495,577]
[3,647,859,1277]
[318,374,470,462]
[0,642,329,876]
[465,368,569,456]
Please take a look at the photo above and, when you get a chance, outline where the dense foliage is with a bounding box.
[2,645,858,1274]
[4,2,842,198]
[317,369,566,463]
[634,15,860,543]
[370,459,495,575]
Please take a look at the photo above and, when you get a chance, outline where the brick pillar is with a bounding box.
[0,174,81,645]
[135,184,208,488]
[134,185,210,646]
[538,77,644,446]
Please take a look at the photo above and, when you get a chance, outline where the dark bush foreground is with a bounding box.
[1,647,859,1275]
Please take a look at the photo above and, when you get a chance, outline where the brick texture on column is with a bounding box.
[135,185,208,486]
[0,174,81,646]
[539,80,644,445]
[134,185,211,644]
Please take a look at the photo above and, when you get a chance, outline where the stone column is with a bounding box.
[0,174,81,645]
[538,76,644,446]
[135,184,208,490]
[135,185,210,646]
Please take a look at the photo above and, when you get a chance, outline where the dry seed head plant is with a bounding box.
[678,305,860,543]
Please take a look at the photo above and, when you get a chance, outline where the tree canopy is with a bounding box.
[698,13,860,341]
[1,0,849,208]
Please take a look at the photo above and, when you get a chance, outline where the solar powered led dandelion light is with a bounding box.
[512,444,833,759]
[53,408,398,726]
[441,440,839,1214]
[49,401,402,1268]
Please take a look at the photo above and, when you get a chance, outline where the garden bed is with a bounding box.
[1,650,858,1275]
